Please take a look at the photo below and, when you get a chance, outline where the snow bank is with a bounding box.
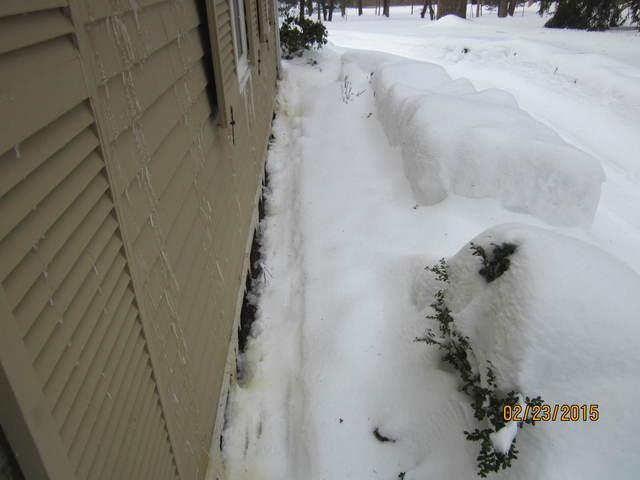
[431,14,473,27]
[439,223,640,477]
[373,62,605,227]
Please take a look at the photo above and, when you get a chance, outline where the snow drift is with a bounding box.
[373,62,605,227]
[432,223,640,478]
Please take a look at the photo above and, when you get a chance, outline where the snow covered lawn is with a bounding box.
[219,8,640,480]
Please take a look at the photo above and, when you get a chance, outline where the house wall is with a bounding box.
[0,1,278,479]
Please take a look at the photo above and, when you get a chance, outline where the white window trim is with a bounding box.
[230,0,250,89]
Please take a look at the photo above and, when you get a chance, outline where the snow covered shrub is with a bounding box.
[417,251,543,477]
[429,224,640,478]
[279,14,327,59]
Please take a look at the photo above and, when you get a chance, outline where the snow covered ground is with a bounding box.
[219,7,640,480]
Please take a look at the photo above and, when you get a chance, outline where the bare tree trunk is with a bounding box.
[358,0,363,15]
[421,0,435,18]
[498,0,508,17]
[507,0,516,15]
[321,0,328,19]
[341,0,346,17]
[317,0,321,19]
[328,0,334,20]
[476,0,481,17]
[383,0,390,16]
[437,0,466,18]
[300,0,305,22]
[307,0,314,17]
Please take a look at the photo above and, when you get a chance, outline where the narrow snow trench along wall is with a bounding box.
[220,46,640,480]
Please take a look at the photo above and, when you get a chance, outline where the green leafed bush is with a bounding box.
[279,14,328,59]
[416,246,543,477]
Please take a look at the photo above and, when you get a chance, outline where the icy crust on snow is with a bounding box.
[442,223,640,477]
[373,62,605,227]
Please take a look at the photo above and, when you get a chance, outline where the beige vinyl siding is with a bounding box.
[77,2,226,477]
[0,5,177,480]
[0,0,279,478]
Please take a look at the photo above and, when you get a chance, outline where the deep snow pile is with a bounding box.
[373,60,605,227]
[418,223,640,478]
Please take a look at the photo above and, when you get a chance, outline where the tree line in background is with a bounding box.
[281,0,640,29]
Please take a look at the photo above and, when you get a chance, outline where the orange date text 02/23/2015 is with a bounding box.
[503,403,600,422]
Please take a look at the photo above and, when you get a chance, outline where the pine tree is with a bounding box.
[539,0,630,30]
[630,0,640,29]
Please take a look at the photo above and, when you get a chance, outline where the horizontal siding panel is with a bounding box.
[98,24,206,144]
[21,216,119,363]
[0,54,88,156]
[75,329,144,478]
[165,190,201,286]
[86,346,148,480]
[4,195,113,318]
[139,412,167,480]
[118,378,156,479]
[85,0,200,82]
[66,305,138,459]
[0,35,77,91]
[3,191,113,316]
[33,239,124,384]
[101,369,153,480]
[106,58,210,199]
[43,247,128,409]
[147,90,214,239]
[182,246,215,360]
[134,407,162,480]
[144,80,213,201]
[122,76,211,243]
[52,282,133,427]
[0,1,67,17]
[177,245,210,367]
[0,102,94,198]
[0,128,99,240]
[127,168,209,298]
[0,8,73,55]
[0,170,108,286]
[84,0,168,22]
[9,157,105,333]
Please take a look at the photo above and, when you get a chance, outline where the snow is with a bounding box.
[490,421,518,456]
[373,60,604,226]
[441,224,640,476]
[217,6,640,480]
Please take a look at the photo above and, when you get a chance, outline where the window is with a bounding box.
[196,0,219,115]
[231,0,250,84]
